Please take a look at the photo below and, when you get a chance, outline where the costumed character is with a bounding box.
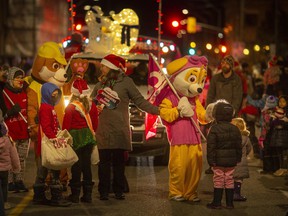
[62,58,89,96]
[26,41,69,192]
[155,55,208,202]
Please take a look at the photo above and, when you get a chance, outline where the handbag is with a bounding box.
[91,145,100,165]
[41,129,78,170]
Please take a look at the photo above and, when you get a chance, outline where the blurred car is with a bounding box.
[65,52,170,165]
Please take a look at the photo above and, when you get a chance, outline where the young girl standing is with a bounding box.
[206,101,242,209]
[62,78,98,203]
[231,117,252,201]
[0,109,20,210]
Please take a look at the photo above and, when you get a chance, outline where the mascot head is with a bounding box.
[167,55,208,98]
[32,42,68,87]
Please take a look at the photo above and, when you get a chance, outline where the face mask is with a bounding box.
[51,96,58,105]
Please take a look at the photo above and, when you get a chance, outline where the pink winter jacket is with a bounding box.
[0,136,21,172]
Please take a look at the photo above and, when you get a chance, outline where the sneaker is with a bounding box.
[14,181,29,193]
[8,182,16,192]
[170,195,186,202]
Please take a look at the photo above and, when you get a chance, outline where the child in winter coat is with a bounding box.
[62,78,98,203]
[206,101,242,209]
[0,109,20,211]
[231,118,252,201]
[269,95,288,176]
[32,82,71,207]
[3,67,29,193]
[259,95,279,173]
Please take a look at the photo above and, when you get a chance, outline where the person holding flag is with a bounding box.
[148,54,209,202]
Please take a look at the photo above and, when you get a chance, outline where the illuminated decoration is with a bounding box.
[243,48,249,55]
[189,48,196,55]
[190,42,196,48]
[264,45,270,51]
[109,9,139,55]
[206,43,212,50]
[75,24,82,31]
[214,48,220,54]
[84,6,139,55]
[220,45,227,53]
[254,44,260,52]
[85,6,112,54]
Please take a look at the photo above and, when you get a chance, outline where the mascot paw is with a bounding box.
[177,97,194,117]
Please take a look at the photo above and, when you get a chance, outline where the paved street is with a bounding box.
[5,143,288,216]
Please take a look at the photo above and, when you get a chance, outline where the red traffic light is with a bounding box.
[171,20,179,28]
[75,24,82,31]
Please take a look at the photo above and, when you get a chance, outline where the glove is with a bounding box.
[177,97,194,118]
[6,103,21,117]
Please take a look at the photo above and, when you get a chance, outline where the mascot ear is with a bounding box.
[167,57,188,75]
[32,56,46,80]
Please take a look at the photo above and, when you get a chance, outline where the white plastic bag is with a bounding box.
[91,145,99,165]
[41,129,78,170]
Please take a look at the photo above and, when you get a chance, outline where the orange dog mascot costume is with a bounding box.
[26,42,68,189]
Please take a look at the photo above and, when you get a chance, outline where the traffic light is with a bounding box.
[75,23,82,31]
[187,17,196,33]
[171,20,179,28]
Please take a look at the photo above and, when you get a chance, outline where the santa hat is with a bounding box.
[101,54,126,71]
[71,78,90,98]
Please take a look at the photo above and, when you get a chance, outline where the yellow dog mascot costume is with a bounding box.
[26,42,68,188]
[156,55,208,202]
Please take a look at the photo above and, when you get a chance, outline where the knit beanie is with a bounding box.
[222,55,234,70]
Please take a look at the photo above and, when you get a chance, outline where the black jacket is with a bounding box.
[207,102,242,167]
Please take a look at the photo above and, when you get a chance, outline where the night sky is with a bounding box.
[73,0,224,40]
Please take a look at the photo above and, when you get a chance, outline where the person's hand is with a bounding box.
[177,97,194,117]
[97,104,105,114]
[6,103,21,117]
